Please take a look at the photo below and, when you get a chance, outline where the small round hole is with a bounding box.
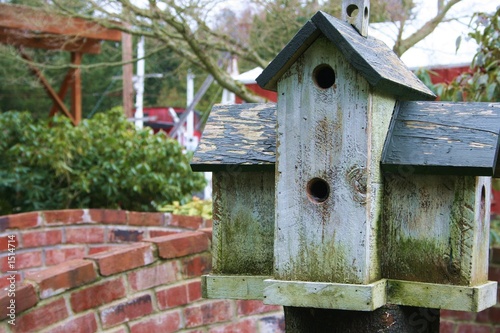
[307,178,330,203]
[346,4,359,18]
[313,64,335,89]
[479,185,486,224]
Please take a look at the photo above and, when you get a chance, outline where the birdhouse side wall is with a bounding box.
[275,35,392,284]
[212,171,275,275]
[382,175,491,286]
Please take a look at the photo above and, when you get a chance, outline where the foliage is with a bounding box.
[0,0,464,105]
[417,7,500,245]
[159,197,212,220]
[433,7,500,102]
[0,109,205,214]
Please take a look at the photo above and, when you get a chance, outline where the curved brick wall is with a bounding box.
[0,210,284,333]
[1,209,499,332]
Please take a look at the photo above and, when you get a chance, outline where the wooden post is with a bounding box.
[284,305,440,333]
[122,31,134,118]
[70,52,82,124]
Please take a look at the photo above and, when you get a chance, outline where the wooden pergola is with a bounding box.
[0,4,122,125]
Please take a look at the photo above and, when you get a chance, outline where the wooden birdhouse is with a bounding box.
[191,103,277,300]
[192,2,500,314]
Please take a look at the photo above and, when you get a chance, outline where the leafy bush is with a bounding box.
[159,197,212,220]
[0,109,205,214]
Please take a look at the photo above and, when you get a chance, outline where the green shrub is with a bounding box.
[0,109,205,214]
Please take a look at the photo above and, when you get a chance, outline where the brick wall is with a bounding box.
[0,210,284,333]
[0,209,212,288]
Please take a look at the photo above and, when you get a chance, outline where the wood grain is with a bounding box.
[191,103,276,172]
[382,101,500,176]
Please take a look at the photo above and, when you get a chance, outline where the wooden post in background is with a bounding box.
[122,31,134,118]
[70,52,82,124]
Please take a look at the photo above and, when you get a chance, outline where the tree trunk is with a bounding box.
[284,305,440,333]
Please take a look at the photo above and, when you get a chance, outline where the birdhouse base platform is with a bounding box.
[387,279,497,312]
[263,279,387,311]
[202,277,497,312]
[202,275,270,300]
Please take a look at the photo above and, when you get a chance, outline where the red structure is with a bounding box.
[141,106,202,140]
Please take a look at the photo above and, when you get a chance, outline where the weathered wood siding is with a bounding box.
[382,175,491,285]
[275,35,395,284]
[212,171,274,275]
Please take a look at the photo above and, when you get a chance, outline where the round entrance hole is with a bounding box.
[306,178,330,203]
[346,4,359,18]
[313,64,336,89]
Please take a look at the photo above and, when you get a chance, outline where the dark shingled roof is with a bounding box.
[192,101,500,177]
[256,11,436,101]
[191,103,276,172]
[381,101,500,177]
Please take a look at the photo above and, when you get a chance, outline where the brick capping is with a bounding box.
[0,209,282,333]
[1,209,499,332]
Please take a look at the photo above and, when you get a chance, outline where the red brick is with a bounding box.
[0,283,38,320]
[46,247,86,265]
[129,311,181,333]
[22,229,62,248]
[237,300,281,316]
[440,309,476,321]
[184,305,203,328]
[0,273,20,289]
[439,320,456,333]
[208,319,256,333]
[184,301,233,328]
[109,228,144,242]
[44,209,88,224]
[70,278,126,313]
[89,209,127,224]
[488,265,500,281]
[204,219,213,228]
[476,307,490,322]
[181,253,212,278]
[457,324,492,333]
[13,298,68,333]
[48,313,98,333]
[88,245,123,255]
[1,251,42,272]
[26,259,97,298]
[128,261,178,291]
[0,234,19,251]
[128,212,164,226]
[168,214,203,230]
[87,243,154,276]
[188,280,202,302]
[489,306,500,323]
[148,231,209,259]
[198,227,213,240]
[157,284,188,309]
[66,227,105,243]
[148,229,179,238]
[4,212,40,231]
[491,247,500,265]
[100,294,153,328]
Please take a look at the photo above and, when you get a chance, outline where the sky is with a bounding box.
[368,0,499,68]
[216,0,498,70]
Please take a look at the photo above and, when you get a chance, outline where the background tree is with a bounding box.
[0,0,466,110]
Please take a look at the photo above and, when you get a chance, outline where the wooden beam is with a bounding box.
[122,31,134,118]
[0,28,101,54]
[49,68,76,117]
[71,52,82,125]
[19,49,76,124]
[0,3,121,42]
